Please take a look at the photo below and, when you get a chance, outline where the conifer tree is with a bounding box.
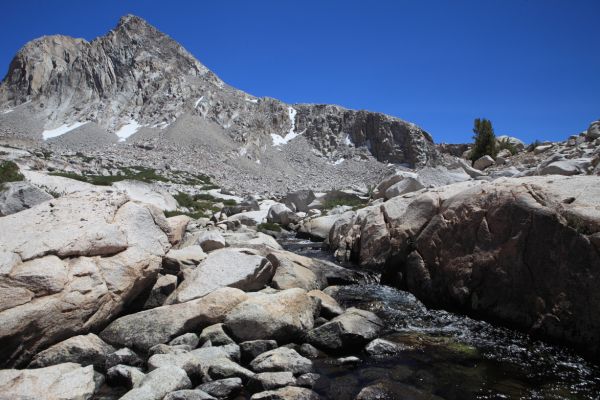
[469,118,497,162]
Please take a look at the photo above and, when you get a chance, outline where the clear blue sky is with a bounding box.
[1,0,599,144]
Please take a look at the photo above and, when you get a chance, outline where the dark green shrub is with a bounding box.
[496,138,518,155]
[0,160,24,185]
[321,197,365,210]
[258,222,282,232]
[527,140,542,152]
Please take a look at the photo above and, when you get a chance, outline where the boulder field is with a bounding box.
[0,187,381,399]
[1,165,600,399]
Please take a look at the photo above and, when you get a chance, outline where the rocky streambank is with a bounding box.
[2,143,600,399]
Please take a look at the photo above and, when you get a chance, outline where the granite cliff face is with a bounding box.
[0,15,436,167]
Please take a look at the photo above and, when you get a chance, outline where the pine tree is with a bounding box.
[469,118,497,162]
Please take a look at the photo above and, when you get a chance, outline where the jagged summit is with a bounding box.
[0,14,437,168]
[116,13,153,29]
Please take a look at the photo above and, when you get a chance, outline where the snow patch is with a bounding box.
[333,158,344,165]
[151,121,170,129]
[239,147,247,156]
[115,120,142,142]
[1,109,14,114]
[207,189,243,202]
[255,159,261,164]
[42,122,88,140]
[245,98,258,103]
[194,96,204,108]
[343,134,353,146]
[271,106,301,146]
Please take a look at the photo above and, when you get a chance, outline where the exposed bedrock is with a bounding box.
[329,176,600,357]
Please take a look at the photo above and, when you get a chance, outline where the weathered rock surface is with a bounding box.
[271,256,323,291]
[166,215,191,246]
[331,175,600,356]
[249,347,313,375]
[0,191,170,367]
[167,248,275,304]
[163,245,207,274]
[120,365,192,400]
[147,344,240,377]
[473,155,495,170]
[240,340,279,363]
[143,273,178,309]
[365,338,407,356]
[384,177,424,199]
[247,371,296,392]
[197,377,243,399]
[28,333,115,370]
[199,323,235,346]
[306,290,344,318]
[163,389,217,400]
[105,347,144,369]
[0,180,52,216]
[106,364,145,388]
[306,307,383,351]
[224,288,318,343]
[0,362,97,400]
[250,386,320,400]
[587,120,600,139]
[299,214,342,241]
[196,231,226,252]
[100,287,247,351]
[113,180,177,211]
[266,203,296,226]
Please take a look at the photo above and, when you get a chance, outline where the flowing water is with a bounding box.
[282,238,600,400]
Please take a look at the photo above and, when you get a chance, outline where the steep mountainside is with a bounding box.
[0,15,436,168]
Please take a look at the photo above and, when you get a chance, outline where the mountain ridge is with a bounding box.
[0,14,436,168]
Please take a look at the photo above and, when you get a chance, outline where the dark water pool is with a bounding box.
[282,238,600,400]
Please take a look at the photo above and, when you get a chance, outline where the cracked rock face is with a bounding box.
[0,15,436,169]
[329,175,600,356]
[0,191,171,367]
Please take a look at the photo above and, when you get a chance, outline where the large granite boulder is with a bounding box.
[0,181,53,216]
[166,248,275,304]
[0,191,171,367]
[249,347,313,375]
[0,362,98,400]
[113,180,177,211]
[120,365,192,400]
[587,120,600,140]
[28,333,115,369]
[305,308,383,351]
[283,190,316,213]
[100,287,248,352]
[224,288,319,343]
[330,176,600,357]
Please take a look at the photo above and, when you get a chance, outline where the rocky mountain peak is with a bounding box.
[0,14,437,169]
[116,14,153,31]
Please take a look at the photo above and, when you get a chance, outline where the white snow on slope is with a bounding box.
[245,97,258,103]
[271,106,300,146]
[343,134,353,146]
[42,122,88,140]
[1,109,13,114]
[151,121,170,129]
[194,96,204,108]
[333,158,344,165]
[115,120,142,142]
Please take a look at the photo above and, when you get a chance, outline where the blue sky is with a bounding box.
[1,0,599,144]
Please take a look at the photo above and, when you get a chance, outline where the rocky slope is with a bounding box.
[0,14,436,193]
[2,142,600,398]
